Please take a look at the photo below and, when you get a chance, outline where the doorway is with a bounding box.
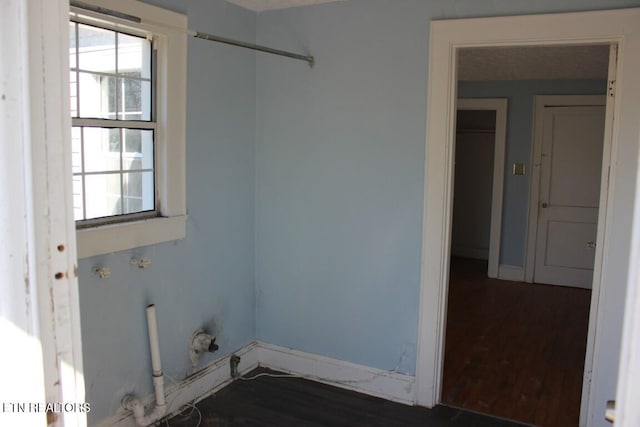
[447,56,609,427]
[453,99,507,279]
[451,110,496,262]
[415,9,640,427]
[445,90,607,425]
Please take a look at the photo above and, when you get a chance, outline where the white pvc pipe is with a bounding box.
[146,304,162,376]
[124,305,166,426]
[126,397,166,427]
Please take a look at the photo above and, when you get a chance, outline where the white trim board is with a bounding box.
[497,264,524,282]
[616,190,640,425]
[12,0,87,424]
[1,1,83,425]
[416,8,640,427]
[96,343,259,427]
[256,342,416,405]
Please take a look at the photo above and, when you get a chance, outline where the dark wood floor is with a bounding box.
[442,257,591,427]
[169,368,527,427]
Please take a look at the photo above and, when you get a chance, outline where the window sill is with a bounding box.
[76,215,186,259]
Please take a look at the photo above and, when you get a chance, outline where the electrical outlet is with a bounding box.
[230,354,241,378]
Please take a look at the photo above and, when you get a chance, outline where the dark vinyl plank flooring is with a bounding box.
[168,368,527,427]
[442,257,591,427]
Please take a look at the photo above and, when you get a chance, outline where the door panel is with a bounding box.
[547,109,604,208]
[546,220,597,269]
[534,106,605,288]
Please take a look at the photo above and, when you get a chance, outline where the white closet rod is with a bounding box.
[70,0,315,67]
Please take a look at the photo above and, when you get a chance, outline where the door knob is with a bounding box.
[541,202,548,208]
[587,241,596,248]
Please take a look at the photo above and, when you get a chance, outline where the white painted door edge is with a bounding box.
[16,1,87,426]
[616,158,640,426]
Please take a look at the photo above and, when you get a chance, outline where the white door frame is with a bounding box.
[456,98,507,279]
[524,94,607,285]
[415,8,640,427]
[0,1,85,426]
[616,197,640,425]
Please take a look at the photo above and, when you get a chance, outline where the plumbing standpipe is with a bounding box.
[123,304,166,426]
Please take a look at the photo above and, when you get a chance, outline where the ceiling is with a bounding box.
[225,0,346,12]
[458,45,610,81]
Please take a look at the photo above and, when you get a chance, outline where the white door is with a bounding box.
[533,105,606,288]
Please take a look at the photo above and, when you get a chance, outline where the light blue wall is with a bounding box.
[255,1,428,374]
[78,1,256,423]
[458,79,607,266]
[254,0,639,378]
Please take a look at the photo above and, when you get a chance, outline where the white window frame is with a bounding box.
[70,0,187,258]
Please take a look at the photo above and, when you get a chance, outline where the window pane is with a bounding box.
[69,22,77,69]
[78,23,115,73]
[118,33,151,79]
[119,78,151,121]
[78,72,116,119]
[85,174,122,219]
[70,71,78,117]
[123,129,153,170]
[71,127,82,173]
[83,127,121,172]
[72,176,84,221]
[123,171,154,214]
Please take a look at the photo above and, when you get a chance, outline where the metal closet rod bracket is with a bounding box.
[70,0,315,67]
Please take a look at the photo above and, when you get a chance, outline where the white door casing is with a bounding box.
[0,2,86,427]
[416,9,640,427]
[532,102,606,289]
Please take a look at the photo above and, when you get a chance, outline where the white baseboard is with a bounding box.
[498,264,524,282]
[96,342,259,427]
[256,342,415,405]
[97,341,416,426]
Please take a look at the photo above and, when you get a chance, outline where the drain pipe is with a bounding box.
[122,304,166,426]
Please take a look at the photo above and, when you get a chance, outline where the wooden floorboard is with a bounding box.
[441,257,591,427]
[168,368,528,427]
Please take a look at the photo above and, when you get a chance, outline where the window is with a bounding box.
[70,0,187,258]
[70,22,155,223]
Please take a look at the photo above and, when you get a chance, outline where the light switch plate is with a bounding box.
[513,163,526,175]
